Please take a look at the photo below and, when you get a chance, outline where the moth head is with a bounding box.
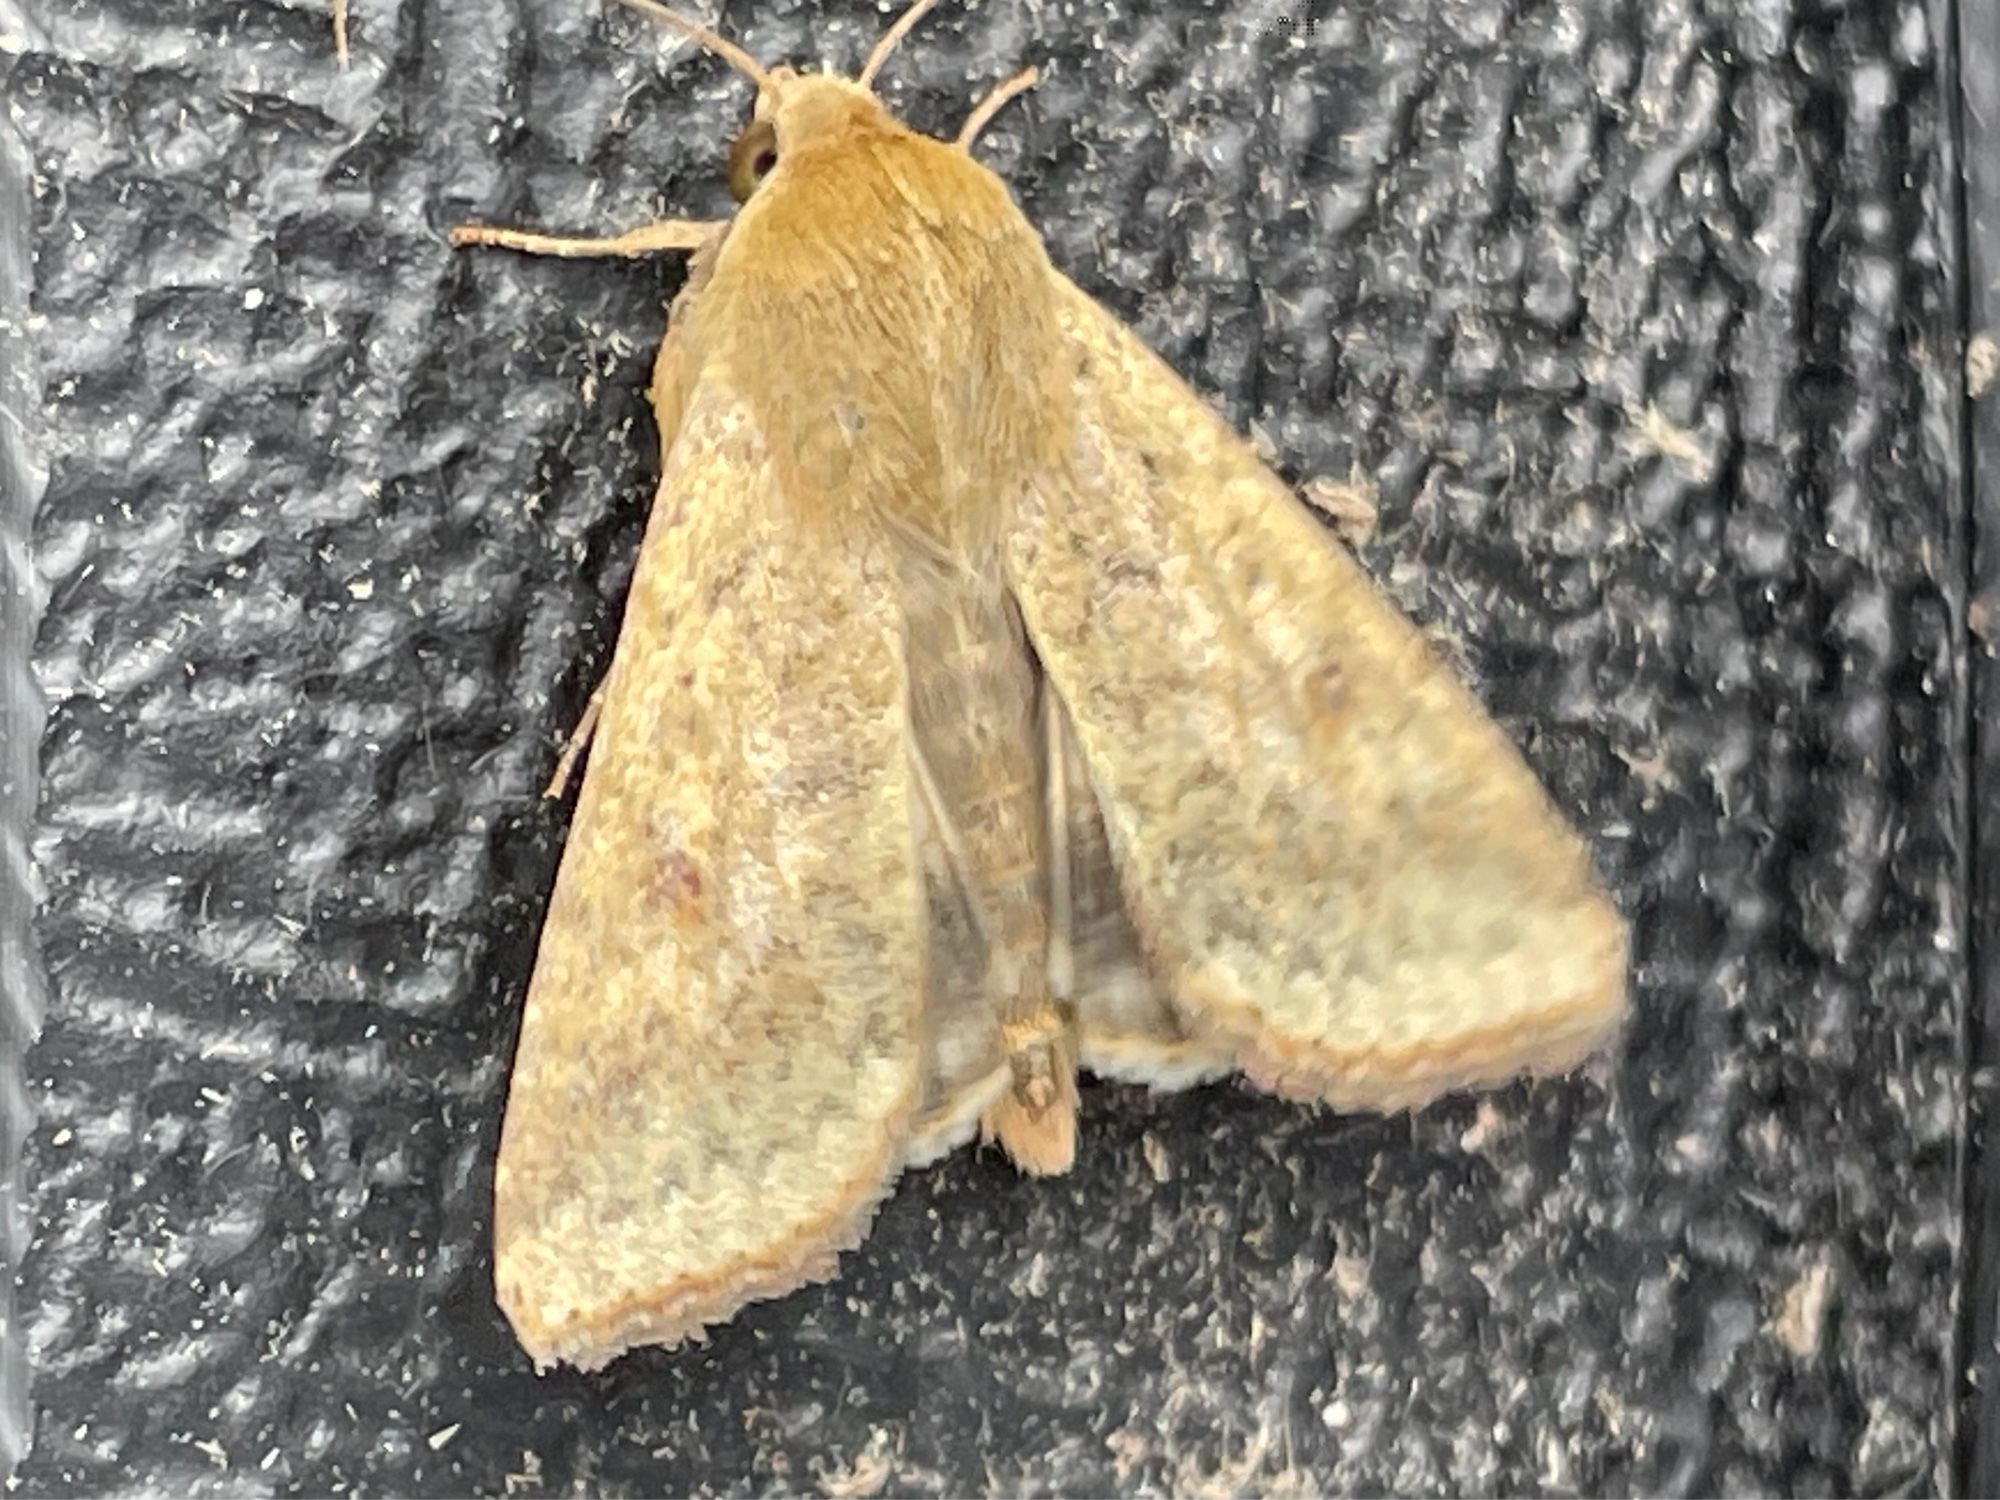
[607,0,942,204]
[730,73,890,203]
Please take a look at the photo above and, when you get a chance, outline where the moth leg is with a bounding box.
[542,684,606,800]
[447,219,722,259]
[956,66,1040,151]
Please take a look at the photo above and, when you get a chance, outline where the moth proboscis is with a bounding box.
[450,0,1630,1374]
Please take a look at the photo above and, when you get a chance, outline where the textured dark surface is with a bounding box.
[1,0,50,1480]
[5,0,1978,1493]
[1956,0,2000,1489]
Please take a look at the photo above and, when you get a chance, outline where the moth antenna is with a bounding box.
[606,0,771,90]
[956,65,1039,150]
[857,0,943,88]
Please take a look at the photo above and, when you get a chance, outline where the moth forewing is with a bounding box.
[1007,279,1627,1110]
[491,339,928,1370]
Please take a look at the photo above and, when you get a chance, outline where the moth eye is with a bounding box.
[726,120,779,204]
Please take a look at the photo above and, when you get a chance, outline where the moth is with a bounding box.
[452,0,1629,1373]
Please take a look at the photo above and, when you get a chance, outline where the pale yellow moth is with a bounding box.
[452,0,1630,1373]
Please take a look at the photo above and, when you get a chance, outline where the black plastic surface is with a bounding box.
[5,0,1982,1492]
[1953,0,2000,1490]
[1,0,50,1482]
